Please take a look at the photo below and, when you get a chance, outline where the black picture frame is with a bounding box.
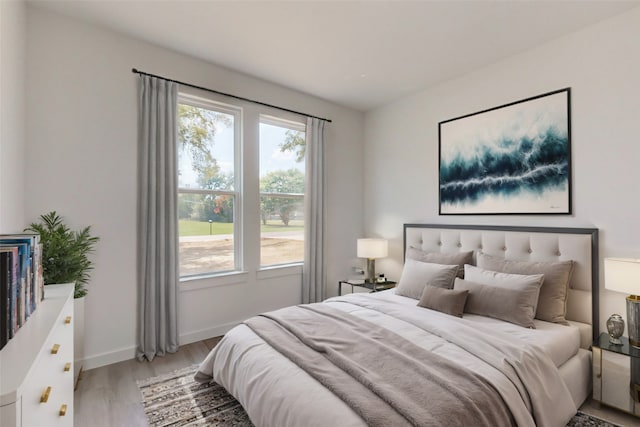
[438,88,571,215]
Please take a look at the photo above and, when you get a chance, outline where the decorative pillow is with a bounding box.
[417,285,469,318]
[406,247,473,279]
[454,278,541,328]
[395,259,459,300]
[476,253,574,325]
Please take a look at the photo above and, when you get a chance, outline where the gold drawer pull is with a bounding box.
[59,404,67,416]
[64,362,71,372]
[65,316,72,324]
[41,386,51,403]
[51,344,60,354]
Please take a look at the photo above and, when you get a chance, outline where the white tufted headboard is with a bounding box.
[403,224,599,342]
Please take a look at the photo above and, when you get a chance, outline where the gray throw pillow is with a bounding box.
[406,247,473,279]
[454,277,541,328]
[476,253,574,325]
[395,259,459,300]
[417,285,469,318]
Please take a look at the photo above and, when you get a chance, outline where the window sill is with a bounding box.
[256,263,303,280]
[180,271,249,292]
[178,264,303,292]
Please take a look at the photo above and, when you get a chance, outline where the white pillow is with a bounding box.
[395,259,458,300]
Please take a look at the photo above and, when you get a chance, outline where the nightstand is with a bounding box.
[593,332,640,416]
[338,279,396,296]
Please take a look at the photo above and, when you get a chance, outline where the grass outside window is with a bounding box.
[179,219,303,236]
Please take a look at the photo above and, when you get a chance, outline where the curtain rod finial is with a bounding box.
[132,68,138,73]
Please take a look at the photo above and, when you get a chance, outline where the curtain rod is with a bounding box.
[131,68,332,123]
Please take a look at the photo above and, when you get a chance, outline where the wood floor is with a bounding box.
[75,337,640,427]
[74,337,220,427]
[580,399,640,426]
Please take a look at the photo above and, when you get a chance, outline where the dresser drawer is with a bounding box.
[0,284,74,427]
[21,296,74,427]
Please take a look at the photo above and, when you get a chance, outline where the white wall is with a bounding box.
[0,0,26,232]
[364,7,640,335]
[25,6,364,369]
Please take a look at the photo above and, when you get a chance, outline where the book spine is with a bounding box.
[25,259,32,319]
[0,235,40,339]
[18,276,25,328]
[0,252,9,350]
[10,250,17,338]
[34,242,42,305]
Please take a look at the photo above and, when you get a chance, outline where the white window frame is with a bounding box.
[259,114,306,268]
[177,93,243,279]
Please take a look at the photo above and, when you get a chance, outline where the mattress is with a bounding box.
[352,290,582,368]
[198,290,584,427]
[559,348,592,409]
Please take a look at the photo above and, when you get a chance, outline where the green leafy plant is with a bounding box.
[25,211,100,298]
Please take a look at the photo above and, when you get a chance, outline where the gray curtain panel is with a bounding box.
[136,75,179,362]
[302,117,327,303]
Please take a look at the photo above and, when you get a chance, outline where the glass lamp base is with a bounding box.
[628,296,640,348]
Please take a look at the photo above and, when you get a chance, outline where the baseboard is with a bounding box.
[179,321,239,346]
[82,345,137,371]
[79,321,240,371]
[74,366,84,391]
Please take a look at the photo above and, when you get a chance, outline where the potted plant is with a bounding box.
[25,211,99,385]
[25,211,99,298]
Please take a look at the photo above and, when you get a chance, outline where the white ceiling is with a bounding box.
[30,0,640,111]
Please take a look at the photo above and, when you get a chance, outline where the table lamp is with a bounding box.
[357,238,388,283]
[605,258,640,348]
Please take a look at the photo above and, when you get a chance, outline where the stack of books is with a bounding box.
[0,233,44,351]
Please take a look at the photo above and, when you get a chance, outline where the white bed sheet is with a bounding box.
[354,290,582,368]
[201,290,584,427]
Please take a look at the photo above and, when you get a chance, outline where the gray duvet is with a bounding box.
[197,292,577,427]
[246,303,513,427]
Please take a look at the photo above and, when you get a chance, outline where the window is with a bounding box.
[259,116,306,267]
[177,96,240,277]
[176,92,306,279]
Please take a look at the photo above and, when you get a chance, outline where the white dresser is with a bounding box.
[0,283,75,427]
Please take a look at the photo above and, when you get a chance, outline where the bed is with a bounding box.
[196,224,599,427]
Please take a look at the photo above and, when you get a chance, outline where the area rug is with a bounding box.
[566,411,622,427]
[137,365,252,426]
[138,365,620,427]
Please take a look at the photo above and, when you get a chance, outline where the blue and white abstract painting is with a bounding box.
[439,89,570,214]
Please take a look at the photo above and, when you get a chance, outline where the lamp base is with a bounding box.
[365,258,376,283]
[627,296,640,348]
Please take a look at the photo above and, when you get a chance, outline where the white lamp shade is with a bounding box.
[604,257,640,295]
[357,238,388,259]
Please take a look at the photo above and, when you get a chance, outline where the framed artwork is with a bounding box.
[439,88,571,215]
